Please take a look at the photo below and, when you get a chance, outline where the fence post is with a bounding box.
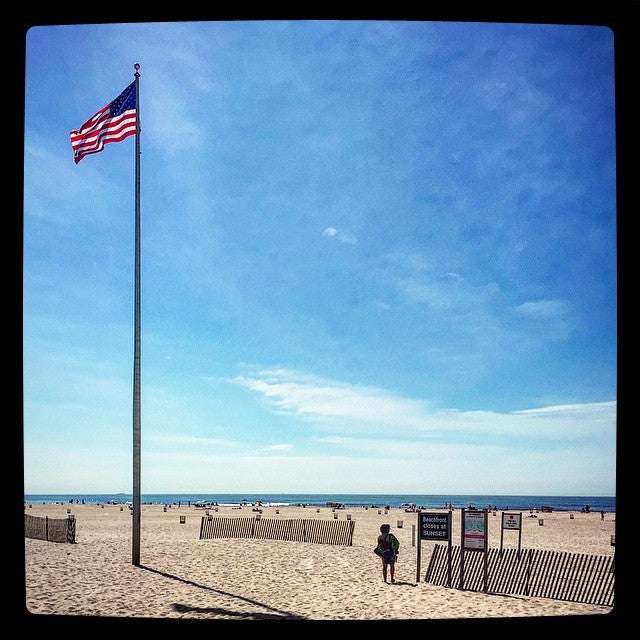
[66,515,76,543]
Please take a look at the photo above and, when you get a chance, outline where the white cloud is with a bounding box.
[514,299,568,318]
[264,443,294,452]
[321,227,357,244]
[231,370,432,430]
[230,368,616,441]
[146,433,236,448]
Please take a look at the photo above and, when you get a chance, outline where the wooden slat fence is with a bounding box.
[200,516,355,546]
[24,513,76,544]
[424,544,614,607]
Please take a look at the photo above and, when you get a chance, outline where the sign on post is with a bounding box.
[462,509,486,550]
[502,512,521,530]
[500,511,523,555]
[419,512,450,541]
[460,509,488,592]
[416,511,451,585]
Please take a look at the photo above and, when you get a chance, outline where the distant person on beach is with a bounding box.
[376,524,400,583]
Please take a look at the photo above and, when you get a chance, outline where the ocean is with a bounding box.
[23,493,616,512]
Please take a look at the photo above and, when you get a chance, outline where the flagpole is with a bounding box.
[132,63,142,566]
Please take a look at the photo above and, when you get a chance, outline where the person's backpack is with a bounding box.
[374,533,397,559]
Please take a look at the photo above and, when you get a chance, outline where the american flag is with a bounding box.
[70,82,137,164]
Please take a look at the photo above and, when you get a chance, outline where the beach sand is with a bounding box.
[22,502,618,625]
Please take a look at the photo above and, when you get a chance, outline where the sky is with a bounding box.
[22,19,618,497]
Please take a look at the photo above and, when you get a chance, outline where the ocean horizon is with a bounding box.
[24,492,616,512]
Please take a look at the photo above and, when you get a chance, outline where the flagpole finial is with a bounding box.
[134,63,140,78]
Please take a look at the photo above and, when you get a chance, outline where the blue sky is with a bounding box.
[23,20,617,496]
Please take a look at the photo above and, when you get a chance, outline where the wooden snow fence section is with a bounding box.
[424,544,614,607]
[24,513,76,544]
[200,516,355,546]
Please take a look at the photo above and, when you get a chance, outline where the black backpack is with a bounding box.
[374,533,393,556]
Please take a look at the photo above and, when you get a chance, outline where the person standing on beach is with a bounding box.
[376,524,400,583]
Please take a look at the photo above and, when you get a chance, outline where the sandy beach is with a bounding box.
[22,501,618,625]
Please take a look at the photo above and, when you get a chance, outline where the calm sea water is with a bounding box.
[23,493,616,512]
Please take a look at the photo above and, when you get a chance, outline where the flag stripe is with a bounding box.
[70,82,137,164]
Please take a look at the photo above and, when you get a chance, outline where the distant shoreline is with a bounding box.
[23,492,616,513]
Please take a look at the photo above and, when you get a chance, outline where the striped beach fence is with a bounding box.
[424,544,614,607]
[200,516,355,546]
[24,513,76,544]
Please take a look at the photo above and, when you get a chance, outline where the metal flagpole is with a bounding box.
[132,63,142,566]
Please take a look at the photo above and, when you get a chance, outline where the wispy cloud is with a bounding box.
[514,299,568,318]
[230,367,616,442]
[146,434,236,447]
[322,227,357,244]
[264,443,294,452]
